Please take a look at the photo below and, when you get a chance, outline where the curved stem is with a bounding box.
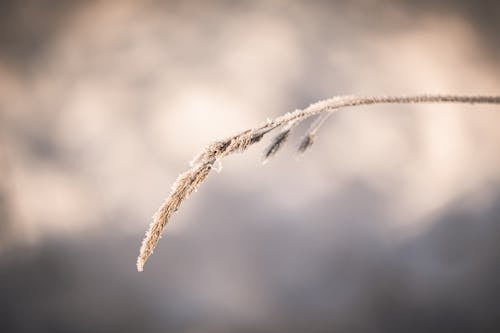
[137,94,500,271]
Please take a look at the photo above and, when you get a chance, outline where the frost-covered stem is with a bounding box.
[137,94,500,271]
[258,94,500,134]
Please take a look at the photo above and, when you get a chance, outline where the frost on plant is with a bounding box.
[137,94,500,271]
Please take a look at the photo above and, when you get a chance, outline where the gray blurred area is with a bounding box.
[1,0,500,332]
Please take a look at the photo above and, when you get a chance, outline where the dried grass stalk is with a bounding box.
[137,94,500,271]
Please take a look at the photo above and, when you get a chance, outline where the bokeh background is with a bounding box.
[1,0,500,332]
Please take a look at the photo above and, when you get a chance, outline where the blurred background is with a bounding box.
[1,0,500,332]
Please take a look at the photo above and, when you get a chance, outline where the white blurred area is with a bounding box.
[1,0,499,247]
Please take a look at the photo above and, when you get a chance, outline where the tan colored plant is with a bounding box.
[137,94,500,271]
